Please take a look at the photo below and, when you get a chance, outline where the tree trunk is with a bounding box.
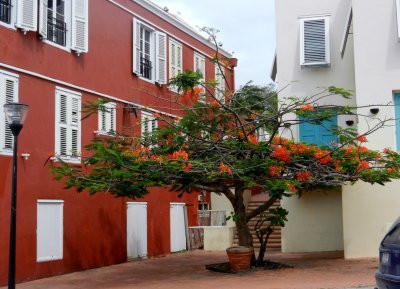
[232,187,253,247]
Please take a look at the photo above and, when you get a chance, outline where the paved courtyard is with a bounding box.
[2,250,378,289]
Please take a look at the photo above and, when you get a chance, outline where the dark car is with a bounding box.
[376,217,400,289]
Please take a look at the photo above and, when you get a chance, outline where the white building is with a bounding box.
[274,0,400,258]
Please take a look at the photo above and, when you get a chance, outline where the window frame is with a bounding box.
[141,111,157,147]
[299,15,331,67]
[42,0,71,50]
[54,86,81,163]
[0,70,18,156]
[169,38,183,92]
[97,101,116,135]
[215,64,225,101]
[0,0,17,29]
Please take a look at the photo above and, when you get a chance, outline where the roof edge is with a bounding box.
[132,0,233,58]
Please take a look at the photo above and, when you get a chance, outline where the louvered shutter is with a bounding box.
[16,0,38,32]
[155,32,167,84]
[56,90,81,160]
[1,75,18,151]
[98,102,116,133]
[177,45,182,75]
[133,19,141,75]
[57,94,68,156]
[110,104,116,132]
[169,42,176,80]
[300,17,330,66]
[38,0,47,38]
[215,65,225,101]
[99,106,106,131]
[69,96,80,156]
[71,0,89,54]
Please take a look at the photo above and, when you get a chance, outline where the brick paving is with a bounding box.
[1,250,378,289]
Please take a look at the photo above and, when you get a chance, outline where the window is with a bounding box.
[215,64,225,101]
[133,19,167,84]
[194,52,205,82]
[169,39,182,90]
[299,16,330,67]
[0,0,37,31]
[39,0,88,53]
[141,111,157,147]
[299,114,337,146]
[340,5,352,58]
[55,87,81,162]
[394,94,400,151]
[37,200,64,262]
[97,102,116,135]
[0,70,18,154]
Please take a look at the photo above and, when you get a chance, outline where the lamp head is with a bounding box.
[4,103,29,136]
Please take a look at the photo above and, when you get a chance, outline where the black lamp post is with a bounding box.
[4,103,29,289]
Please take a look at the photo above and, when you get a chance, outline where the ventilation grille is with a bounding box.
[304,19,327,64]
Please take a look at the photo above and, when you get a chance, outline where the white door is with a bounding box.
[127,202,147,259]
[170,203,187,252]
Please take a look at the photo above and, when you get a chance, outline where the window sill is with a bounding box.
[0,21,16,30]
[94,131,116,138]
[37,256,63,263]
[51,156,81,164]
[0,150,13,157]
[42,39,71,53]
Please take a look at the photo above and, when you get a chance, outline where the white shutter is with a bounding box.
[98,102,116,133]
[215,65,225,101]
[1,74,18,151]
[177,45,182,75]
[37,200,64,262]
[155,32,167,84]
[55,89,81,161]
[71,0,89,54]
[16,0,38,32]
[194,53,205,82]
[38,0,47,39]
[133,19,141,75]
[300,16,330,66]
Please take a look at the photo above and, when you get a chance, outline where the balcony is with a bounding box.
[140,57,152,80]
[47,16,67,47]
[0,0,11,24]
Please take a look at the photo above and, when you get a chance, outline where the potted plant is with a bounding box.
[226,246,254,272]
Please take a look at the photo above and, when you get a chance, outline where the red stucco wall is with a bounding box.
[0,0,235,285]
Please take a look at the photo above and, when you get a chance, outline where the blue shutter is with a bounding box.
[394,94,400,151]
[299,115,337,146]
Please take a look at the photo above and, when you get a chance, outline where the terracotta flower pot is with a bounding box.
[226,246,254,272]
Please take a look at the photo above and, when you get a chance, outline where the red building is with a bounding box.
[0,0,236,285]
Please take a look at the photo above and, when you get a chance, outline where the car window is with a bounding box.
[383,225,400,245]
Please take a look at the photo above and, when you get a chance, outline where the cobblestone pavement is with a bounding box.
[0,250,378,289]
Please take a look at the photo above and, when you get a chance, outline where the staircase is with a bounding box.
[232,197,281,252]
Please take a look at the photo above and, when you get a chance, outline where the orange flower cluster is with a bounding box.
[271,146,291,163]
[150,155,163,163]
[169,150,189,161]
[124,147,150,157]
[181,87,204,102]
[269,166,285,177]
[299,104,315,112]
[287,183,297,193]
[314,149,332,164]
[296,171,312,181]
[182,163,193,171]
[219,163,233,174]
[355,135,367,142]
[357,160,370,171]
[272,137,289,145]
[248,134,259,145]
[210,100,220,108]
[288,143,312,154]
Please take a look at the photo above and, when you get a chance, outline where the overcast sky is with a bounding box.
[152,0,276,89]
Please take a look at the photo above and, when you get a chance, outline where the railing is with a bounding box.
[140,57,152,79]
[0,0,11,24]
[47,16,67,46]
[198,210,226,226]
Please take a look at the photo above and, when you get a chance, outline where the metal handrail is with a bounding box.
[47,15,67,46]
[140,57,152,79]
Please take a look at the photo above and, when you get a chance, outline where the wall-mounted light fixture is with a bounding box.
[21,153,30,160]
[346,120,354,126]
[370,108,379,114]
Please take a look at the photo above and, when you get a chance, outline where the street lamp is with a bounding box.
[4,103,29,289]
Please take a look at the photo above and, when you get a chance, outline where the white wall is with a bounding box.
[341,0,400,258]
[281,189,344,253]
[275,0,352,254]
